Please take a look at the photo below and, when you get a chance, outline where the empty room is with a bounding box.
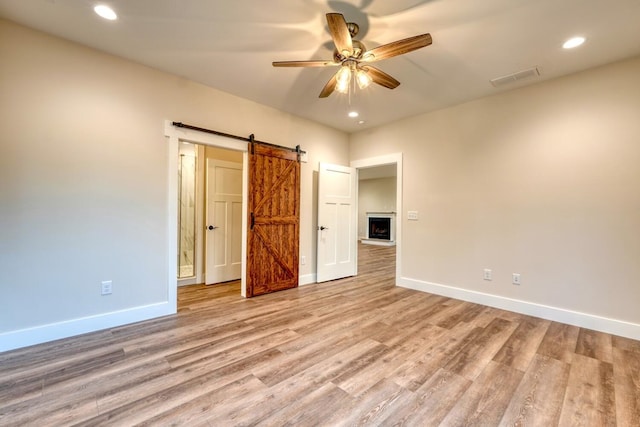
[1,1,639,425]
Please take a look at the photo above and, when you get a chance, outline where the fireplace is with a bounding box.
[363,212,396,246]
[369,217,391,240]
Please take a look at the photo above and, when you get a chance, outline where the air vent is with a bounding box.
[490,67,541,87]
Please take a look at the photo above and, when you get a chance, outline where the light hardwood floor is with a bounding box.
[1,243,639,426]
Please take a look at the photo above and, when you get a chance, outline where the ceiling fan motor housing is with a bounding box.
[334,39,366,62]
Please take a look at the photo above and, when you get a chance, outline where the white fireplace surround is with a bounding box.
[363,212,396,246]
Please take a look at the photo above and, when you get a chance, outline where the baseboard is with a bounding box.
[398,276,640,341]
[178,277,199,286]
[0,302,175,353]
[299,273,317,286]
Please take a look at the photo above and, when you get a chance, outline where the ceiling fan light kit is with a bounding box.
[335,63,352,93]
[356,68,372,89]
[273,13,432,98]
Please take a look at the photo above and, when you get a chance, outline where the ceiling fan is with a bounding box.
[273,13,432,98]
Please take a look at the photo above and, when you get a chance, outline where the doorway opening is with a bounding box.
[166,121,249,306]
[176,142,244,291]
[351,153,402,282]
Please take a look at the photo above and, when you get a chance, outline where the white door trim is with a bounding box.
[165,120,249,307]
[350,153,403,283]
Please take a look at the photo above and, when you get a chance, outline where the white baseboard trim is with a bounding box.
[398,277,640,341]
[299,273,317,286]
[178,277,199,287]
[0,302,175,353]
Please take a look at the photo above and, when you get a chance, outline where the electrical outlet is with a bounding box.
[101,280,112,295]
[483,269,492,281]
[301,256,306,265]
[512,273,521,285]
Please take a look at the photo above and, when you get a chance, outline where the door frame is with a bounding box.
[165,121,249,311]
[350,152,403,281]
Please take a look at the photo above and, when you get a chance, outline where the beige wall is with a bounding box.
[358,178,397,238]
[350,55,640,329]
[0,19,348,347]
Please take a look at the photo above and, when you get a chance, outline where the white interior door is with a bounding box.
[317,162,357,282]
[206,159,243,284]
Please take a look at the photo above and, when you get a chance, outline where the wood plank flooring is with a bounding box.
[1,243,639,426]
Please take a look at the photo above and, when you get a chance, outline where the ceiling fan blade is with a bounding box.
[363,66,400,89]
[272,60,337,67]
[361,33,432,62]
[319,73,338,98]
[326,13,353,57]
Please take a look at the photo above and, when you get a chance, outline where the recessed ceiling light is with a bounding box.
[94,5,117,20]
[563,36,585,49]
[348,111,359,118]
[358,120,365,125]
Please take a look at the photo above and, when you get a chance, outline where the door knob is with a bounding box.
[318,226,329,231]
[207,225,218,230]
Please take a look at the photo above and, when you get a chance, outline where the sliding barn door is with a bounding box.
[246,142,300,297]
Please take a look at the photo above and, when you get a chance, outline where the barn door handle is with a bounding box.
[207,225,218,230]
[251,213,255,230]
[318,226,329,231]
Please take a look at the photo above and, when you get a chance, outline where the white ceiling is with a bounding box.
[2,0,640,133]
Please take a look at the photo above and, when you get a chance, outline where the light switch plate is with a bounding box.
[101,280,112,295]
[512,273,521,285]
[408,211,419,221]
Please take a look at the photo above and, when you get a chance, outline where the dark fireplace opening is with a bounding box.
[369,217,391,240]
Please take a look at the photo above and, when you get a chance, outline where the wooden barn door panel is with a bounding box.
[246,143,300,297]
